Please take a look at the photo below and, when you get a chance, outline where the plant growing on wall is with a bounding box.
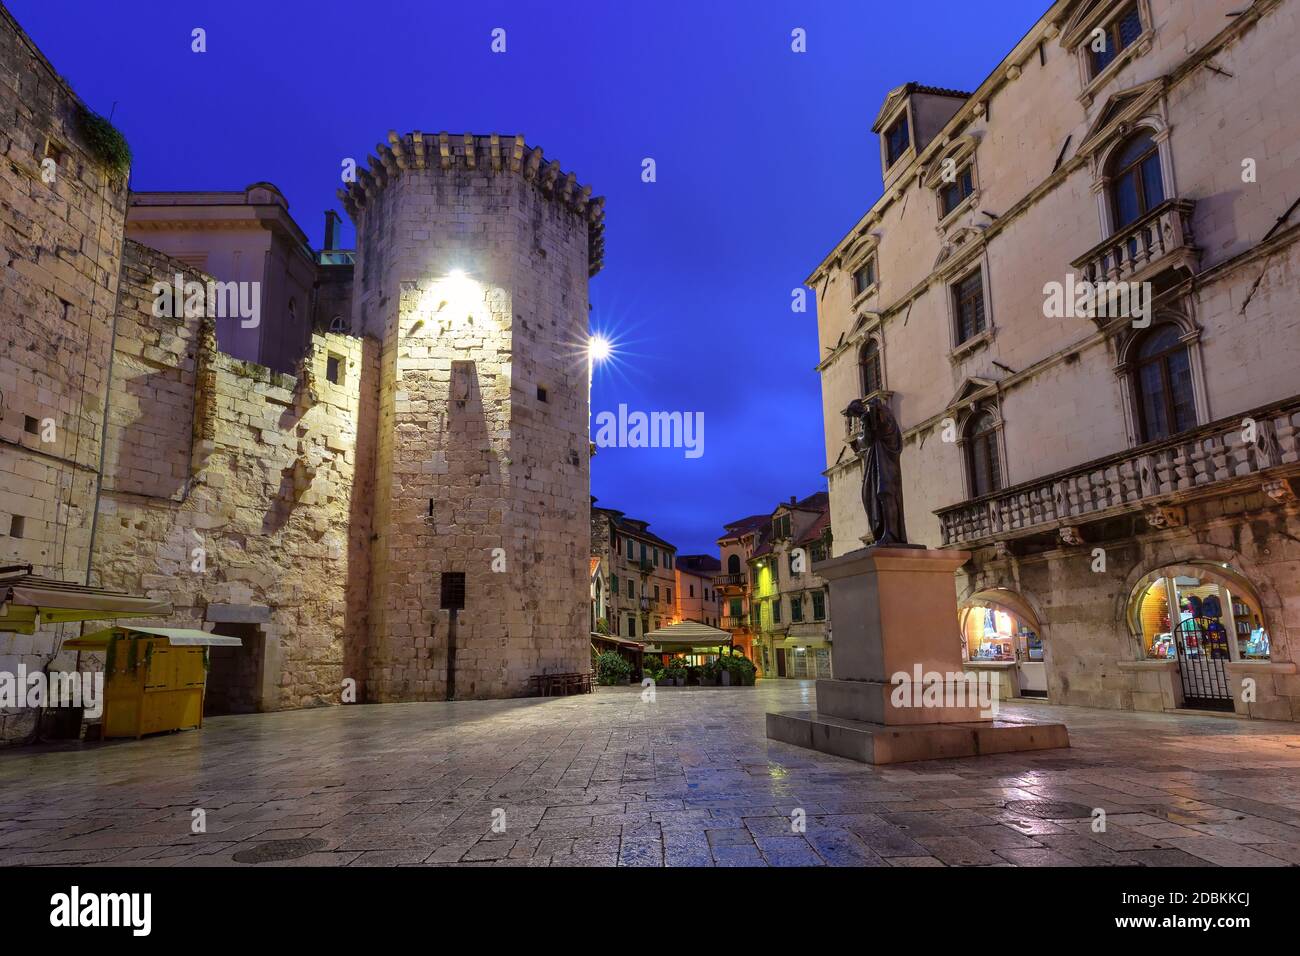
[75,104,131,176]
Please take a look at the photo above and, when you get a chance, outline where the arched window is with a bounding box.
[727,554,740,575]
[859,340,882,395]
[329,315,348,333]
[1132,324,1195,441]
[966,410,1002,498]
[1108,131,1164,230]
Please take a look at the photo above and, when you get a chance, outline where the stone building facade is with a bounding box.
[807,0,1300,719]
[673,553,721,628]
[744,493,834,680]
[125,185,323,373]
[715,513,767,664]
[590,503,677,640]
[0,5,603,741]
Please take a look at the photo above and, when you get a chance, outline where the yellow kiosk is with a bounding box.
[63,625,242,739]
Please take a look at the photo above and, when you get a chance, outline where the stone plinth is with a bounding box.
[766,544,1068,764]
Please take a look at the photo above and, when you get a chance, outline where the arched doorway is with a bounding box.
[1126,562,1271,711]
[959,588,1048,698]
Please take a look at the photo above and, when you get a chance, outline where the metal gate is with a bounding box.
[1174,621,1233,710]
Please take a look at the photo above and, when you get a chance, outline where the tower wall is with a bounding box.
[345,132,603,700]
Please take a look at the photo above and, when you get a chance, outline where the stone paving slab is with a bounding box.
[1,682,1299,867]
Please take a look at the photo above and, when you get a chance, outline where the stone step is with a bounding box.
[766,709,1070,765]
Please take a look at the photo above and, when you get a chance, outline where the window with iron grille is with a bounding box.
[812,590,826,621]
[772,598,782,624]
[953,269,987,344]
[791,594,804,623]
[439,572,466,610]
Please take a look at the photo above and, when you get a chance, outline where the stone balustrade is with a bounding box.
[936,399,1300,547]
[1071,199,1197,290]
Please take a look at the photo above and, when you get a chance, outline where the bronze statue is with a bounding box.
[845,396,908,546]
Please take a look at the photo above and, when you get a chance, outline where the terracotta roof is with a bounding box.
[718,514,768,542]
[904,82,973,99]
[785,490,829,513]
[797,509,831,544]
[595,505,676,550]
[675,554,721,575]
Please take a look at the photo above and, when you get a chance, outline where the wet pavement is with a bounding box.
[2,681,1299,866]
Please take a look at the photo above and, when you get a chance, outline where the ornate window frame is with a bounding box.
[844,233,881,309]
[1088,114,1177,239]
[939,236,996,361]
[1060,0,1156,107]
[923,134,982,232]
[1112,307,1209,447]
[952,396,1008,501]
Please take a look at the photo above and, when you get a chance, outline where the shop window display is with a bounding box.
[1133,569,1270,661]
[961,604,1041,663]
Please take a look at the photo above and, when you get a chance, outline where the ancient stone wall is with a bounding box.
[345,133,600,700]
[86,239,377,712]
[0,5,129,741]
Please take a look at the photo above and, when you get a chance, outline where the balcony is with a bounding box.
[786,621,829,641]
[1071,199,1197,300]
[713,572,747,590]
[721,615,748,631]
[936,399,1300,548]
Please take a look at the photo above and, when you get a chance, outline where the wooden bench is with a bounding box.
[528,672,595,696]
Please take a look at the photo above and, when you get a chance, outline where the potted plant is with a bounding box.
[594,650,632,686]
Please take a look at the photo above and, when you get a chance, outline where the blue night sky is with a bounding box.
[15,0,1047,556]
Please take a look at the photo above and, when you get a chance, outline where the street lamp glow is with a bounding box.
[588,335,613,363]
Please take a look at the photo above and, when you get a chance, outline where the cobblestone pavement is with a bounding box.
[2,681,1300,867]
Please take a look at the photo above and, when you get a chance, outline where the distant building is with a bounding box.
[714,514,767,665]
[126,185,354,373]
[590,501,677,640]
[718,494,833,678]
[674,554,721,627]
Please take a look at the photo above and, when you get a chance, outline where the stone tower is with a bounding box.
[340,132,605,701]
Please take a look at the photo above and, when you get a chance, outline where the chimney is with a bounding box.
[323,210,341,251]
[789,495,796,505]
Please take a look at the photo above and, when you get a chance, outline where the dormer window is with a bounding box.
[940,165,975,218]
[1087,3,1143,78]
[884,114,911,169]
[773,513,791,540]
[852,256,877,297]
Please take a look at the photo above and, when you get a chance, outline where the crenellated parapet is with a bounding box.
[337,131,606,276]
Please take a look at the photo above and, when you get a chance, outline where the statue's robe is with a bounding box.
[861,403,907,546]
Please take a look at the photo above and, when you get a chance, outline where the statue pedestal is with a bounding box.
[766,545,1068,764]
